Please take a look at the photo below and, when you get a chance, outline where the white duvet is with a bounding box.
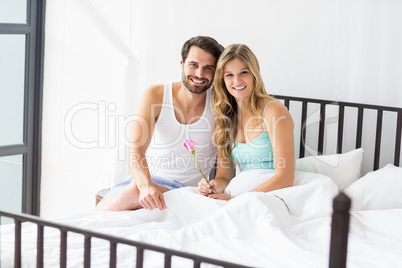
[1,170,402,268]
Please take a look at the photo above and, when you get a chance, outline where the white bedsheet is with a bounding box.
[1,171,402,267]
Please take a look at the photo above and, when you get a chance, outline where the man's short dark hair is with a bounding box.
[181,36,224,64]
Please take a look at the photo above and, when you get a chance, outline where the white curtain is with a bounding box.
[41,0,402,217]
[334,0,402,106]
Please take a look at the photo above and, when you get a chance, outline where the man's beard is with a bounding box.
[182,72,212,94]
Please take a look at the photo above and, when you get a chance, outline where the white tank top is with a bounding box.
[146,83,216,186]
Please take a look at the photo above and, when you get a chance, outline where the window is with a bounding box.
[0,0,45,217]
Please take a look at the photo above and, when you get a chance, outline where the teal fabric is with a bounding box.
[231,131,274,171]
[231,101,278,171]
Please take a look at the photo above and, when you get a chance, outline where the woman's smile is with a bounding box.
[223,58,254,100]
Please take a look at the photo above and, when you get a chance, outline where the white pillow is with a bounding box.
[296,148,364,191]
[344,164,402,211]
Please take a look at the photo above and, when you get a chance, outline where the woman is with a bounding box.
[198,44,295,200]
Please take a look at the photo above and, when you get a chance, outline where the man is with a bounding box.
[96,36,224,211]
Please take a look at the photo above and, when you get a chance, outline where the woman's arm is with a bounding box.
[251,101,295,193]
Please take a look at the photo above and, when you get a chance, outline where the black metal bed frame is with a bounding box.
[0,210,248,268]
[1,95,401,268]
[273,94,401,170]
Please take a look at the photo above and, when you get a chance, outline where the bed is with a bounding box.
[1,95,401,268]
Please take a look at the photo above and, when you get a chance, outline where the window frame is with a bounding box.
[0,0,46,215]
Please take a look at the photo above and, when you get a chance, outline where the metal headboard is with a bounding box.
[272,94,402,171]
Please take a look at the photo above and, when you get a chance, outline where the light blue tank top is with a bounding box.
[231,101,277,171]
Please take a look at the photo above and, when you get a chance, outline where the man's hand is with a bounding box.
[138,185,168,210]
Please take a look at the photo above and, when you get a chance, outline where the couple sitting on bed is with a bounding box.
[95,36,295,211]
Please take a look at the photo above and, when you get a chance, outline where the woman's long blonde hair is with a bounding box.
[212,44,271,161]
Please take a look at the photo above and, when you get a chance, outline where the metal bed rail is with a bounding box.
[329,192,351,268]
[272,94,402,170]
[0,210,250,268]
[1,193,352,268]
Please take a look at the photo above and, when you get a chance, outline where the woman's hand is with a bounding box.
[197,179,231,200]
[208,193,232,201]
[197,179,217,196]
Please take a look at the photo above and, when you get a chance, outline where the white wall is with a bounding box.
[41,0,402,218]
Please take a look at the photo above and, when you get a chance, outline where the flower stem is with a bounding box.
[192,151,214,193]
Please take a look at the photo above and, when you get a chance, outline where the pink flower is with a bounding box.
[184,139,213,192]
[184,139,196,152]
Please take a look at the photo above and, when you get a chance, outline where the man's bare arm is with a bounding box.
[126,84,167,210]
